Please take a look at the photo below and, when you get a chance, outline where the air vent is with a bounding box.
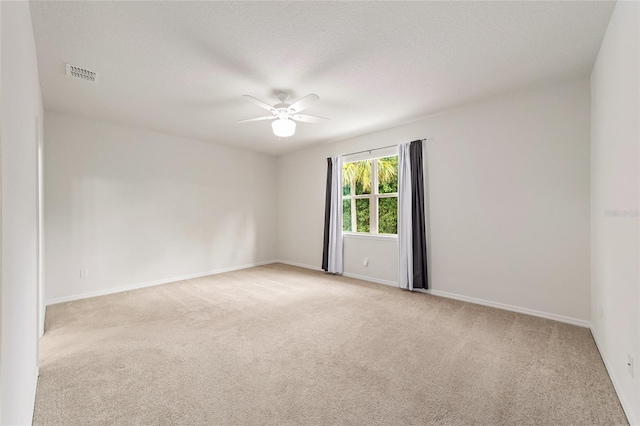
[65,64,98,82]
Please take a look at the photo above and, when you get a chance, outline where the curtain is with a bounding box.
[410,141,428,289]
[398,140,428,290]
[321,158,333,271]
[398,143,413,290]
[322,156,343,274]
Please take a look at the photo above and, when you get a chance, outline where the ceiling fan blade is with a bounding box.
[237,116,276,123]
[242,95,276,112]
[289,93,320,113]
[291,114,329,123]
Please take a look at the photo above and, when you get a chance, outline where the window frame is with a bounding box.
[342,151,398,236]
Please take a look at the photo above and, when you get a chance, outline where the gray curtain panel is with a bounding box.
[398,140,428,290]
[322,157,333,271]
[410,140,428,289]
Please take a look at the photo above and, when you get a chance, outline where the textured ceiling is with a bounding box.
[30,1,615,155]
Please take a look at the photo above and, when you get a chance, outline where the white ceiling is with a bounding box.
[30,1,615,156]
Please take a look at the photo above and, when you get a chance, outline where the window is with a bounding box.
[342,155,398,235]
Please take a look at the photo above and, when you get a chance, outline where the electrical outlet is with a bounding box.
[628,355,634,378]
[80,269,89,278]
[363,257,369,267]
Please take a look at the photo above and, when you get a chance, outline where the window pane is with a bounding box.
[342,160,372,195]
[342,182,351,197]
[343,200,352,232]
[378,156,398,194]
[356,198,370,232]
[378,196,398,234]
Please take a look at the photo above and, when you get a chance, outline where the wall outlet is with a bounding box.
[363,257,369,267]
[628,354,634,378]
[80,269,89,278]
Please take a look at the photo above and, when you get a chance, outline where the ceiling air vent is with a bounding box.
[65,64,98,82]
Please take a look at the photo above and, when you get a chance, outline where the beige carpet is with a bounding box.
[34,263,627,425]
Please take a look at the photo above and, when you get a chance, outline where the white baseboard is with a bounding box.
[591,328,638,426]
[275,260,398,288]
[50,257,590,326]
[277,259,590,329]
[342,272,398,288]
[426,289,591,328]
[46,260,278,306]
[275,259,323,271]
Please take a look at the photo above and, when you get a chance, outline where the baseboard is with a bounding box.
[275,260,399,288]
[46,260,278,306]
[591,328,638,426]
[342,272,398,288]
[426,289,591,328]
[277,259,590,329]
[275,259,323,271]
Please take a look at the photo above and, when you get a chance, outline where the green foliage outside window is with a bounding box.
[356,199,370,232]
[378,197,397,234]
[342,200,351,231]
[342,156,398,234]
[378,156,398,193]
[343,159,372,195]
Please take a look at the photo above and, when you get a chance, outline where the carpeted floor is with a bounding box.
[34,263,627,425]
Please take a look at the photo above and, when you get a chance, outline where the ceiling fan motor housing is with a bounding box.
[276,91,290,103]
[275,106,293,119]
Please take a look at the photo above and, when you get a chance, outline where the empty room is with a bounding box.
[1,0,639,425]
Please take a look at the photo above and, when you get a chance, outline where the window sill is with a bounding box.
[343,232,398,241]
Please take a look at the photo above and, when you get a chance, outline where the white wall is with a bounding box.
[0,0,2,424]
[343,236,398,286]
[44,111,278,303]
[590,1,640,424]
[278,79,591,324]
[0,1,3,421]
[1,2,44,424]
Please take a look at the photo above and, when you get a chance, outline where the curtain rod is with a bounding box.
[342,138,433,158]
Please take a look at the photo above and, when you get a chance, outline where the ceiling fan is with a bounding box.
[239,92,329,137]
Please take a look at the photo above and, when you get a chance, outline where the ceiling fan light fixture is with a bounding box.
[241,93,326,137]
[272,118,296,137]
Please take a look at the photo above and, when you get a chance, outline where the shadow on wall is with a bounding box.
[54,176,261,297]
